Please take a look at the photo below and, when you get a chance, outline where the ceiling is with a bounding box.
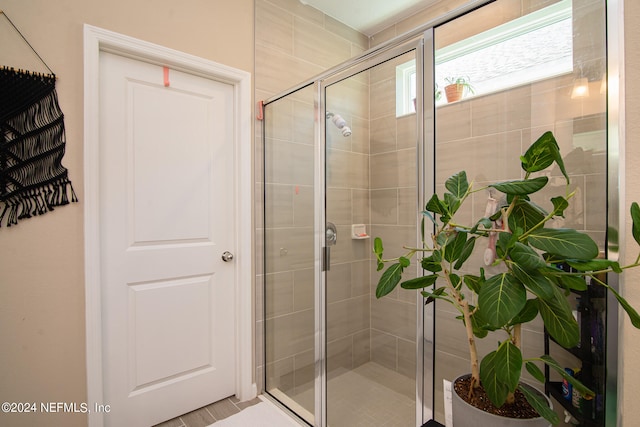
[299,0,436,36]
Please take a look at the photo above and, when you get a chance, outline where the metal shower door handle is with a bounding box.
[221,251,234,262]
[324,222,337,271]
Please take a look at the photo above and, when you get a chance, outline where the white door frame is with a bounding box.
[83,24,255,427]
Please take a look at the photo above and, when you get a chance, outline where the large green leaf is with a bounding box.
[443,231,468,263]
[489,176,548,196]
[557,275,588,292]
[479,350,511,407]
[475,343,526,410]
[521,131,568,182]
[426,194,446,216]
[496,232,519,260]
[444,193,462,217]
[445,171,469,198]
[537,286,580,348]
[540,355,594,396]
[376,263,403,298]
[494,341,523,392]
[421,251,443,272]
[632,202,640,246]
[508,199,547,233]
[374,237,384,271]
[521,131,557,173]
[463,274,482,294]
[509,242,546,270]
[551,196,569,217]
[518,384,558,425]
[566,259,622,273]
[511,265,554,300]
[527,228,599,259]
[449,273,462,290]
[373,237,384,257]
[470,308,492,338]
[509,299,539,325]
[607,284,640,328]
[421,286,449,305]
[525,361,545,383]
[478,273,527,328]
[454,237,476,270]
[400,274,438,290]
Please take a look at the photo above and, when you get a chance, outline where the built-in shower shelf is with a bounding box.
[351,224,370,239]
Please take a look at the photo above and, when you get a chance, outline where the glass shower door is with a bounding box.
[263,83,317,425]
[323,47,421,427]
[431,0,608,424]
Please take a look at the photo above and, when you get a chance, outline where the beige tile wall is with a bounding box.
[367,51,419,381]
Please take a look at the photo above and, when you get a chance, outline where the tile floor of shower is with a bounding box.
[153,361,414,427]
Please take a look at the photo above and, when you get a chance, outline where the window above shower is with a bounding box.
[396,0,573,115]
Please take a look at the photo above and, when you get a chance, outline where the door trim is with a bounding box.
[83,25,255,427]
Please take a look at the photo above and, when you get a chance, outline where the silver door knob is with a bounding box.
[222,251,234,262]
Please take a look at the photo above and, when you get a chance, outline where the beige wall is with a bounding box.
[0,1,253,427]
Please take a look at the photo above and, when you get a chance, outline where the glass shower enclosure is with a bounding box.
[260,0,613,425]
[262,37,429,427]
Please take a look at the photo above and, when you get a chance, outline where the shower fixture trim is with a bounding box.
[326,111,352,137]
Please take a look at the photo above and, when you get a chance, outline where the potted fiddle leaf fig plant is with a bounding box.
[374,131,640,425]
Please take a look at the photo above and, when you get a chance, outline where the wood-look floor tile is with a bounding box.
[205,398,240,421]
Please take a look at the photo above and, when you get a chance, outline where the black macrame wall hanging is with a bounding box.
[0,10,77,227]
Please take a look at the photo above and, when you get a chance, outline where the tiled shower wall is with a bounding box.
[324,70,373,380]
[366,53,419,379]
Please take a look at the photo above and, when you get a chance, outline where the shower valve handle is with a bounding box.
[326,222,337,246]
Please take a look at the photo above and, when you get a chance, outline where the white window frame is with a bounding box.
[396,60,417,116]
[396,0,573,115]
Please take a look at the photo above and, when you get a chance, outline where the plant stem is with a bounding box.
[546,262,640,279]
[513,323,521,349]
[441,264,480,388]
[462,299,481,389]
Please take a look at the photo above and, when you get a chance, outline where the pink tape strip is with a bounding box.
[163,66,170,87]
[257,100,264,120]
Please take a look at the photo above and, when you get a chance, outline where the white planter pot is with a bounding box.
[451,374,551,427]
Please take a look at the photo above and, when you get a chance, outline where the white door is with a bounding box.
[99,52,236,427]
